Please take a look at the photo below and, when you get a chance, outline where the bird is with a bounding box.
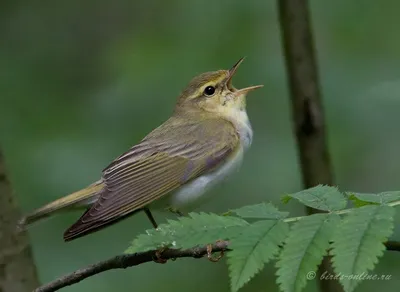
[19,57,263,241]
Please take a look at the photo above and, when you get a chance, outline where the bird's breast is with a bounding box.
[232,109,253,149]
[154,110,253,211]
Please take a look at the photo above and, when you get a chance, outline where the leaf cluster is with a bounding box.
[126,186,400,292]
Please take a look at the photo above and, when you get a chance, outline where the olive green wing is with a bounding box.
[64,117,239,241]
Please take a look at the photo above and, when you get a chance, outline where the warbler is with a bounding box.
[19,58,263,241]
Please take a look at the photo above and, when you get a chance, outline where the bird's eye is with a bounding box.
[204,86,215,96]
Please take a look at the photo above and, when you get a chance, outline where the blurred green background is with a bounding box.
[1,0,400,291]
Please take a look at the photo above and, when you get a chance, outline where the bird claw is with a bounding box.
[166,207,184,217]
[206,241,225,262]
[153,248,168,264]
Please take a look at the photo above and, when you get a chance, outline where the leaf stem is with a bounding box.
[282,199,400,223]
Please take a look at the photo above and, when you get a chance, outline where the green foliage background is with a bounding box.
[1,0,399,291]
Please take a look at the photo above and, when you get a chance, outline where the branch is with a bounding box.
[0,149,40,291]
[34,238,400,292]
[277,1,340,292]
[277,0,333,188]
[34,241,229,292]
[386,240,400,252]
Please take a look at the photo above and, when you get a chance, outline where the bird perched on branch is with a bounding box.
[19,58,263,241]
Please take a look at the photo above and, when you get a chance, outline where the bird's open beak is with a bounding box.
[226,57,263,94]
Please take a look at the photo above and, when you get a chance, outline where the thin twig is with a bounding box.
[34,238,400,292]
[283,199,400,223]
[33,241,229,292]
[277,1,342,292]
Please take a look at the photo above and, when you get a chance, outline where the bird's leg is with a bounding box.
[166,207,185,217]
[143,208,168,263]
[144,208,158,229]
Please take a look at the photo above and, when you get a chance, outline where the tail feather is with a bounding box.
[18,180,104,229]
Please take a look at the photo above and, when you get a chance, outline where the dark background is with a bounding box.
[1,0,399,291]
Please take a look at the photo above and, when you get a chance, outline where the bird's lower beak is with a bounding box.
[234,84,264,95]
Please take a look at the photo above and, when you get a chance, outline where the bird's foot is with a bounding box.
[206,240,225,262]
[166,207,185,217]
[153,247,168,264]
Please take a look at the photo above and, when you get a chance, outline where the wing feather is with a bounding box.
[64,116,239,241]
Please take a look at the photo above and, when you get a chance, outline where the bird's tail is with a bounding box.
[18,180,104,229]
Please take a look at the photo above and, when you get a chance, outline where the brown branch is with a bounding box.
[385,240,400,252]
[277,1,342,292]
[0,149,40,291]
[33,241,229,292]
[33,238,400,292]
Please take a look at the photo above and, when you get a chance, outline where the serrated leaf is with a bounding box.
[231,203,289,220]
[348,191,400,206]
[288,185,347,211]
[228,220,289,292]
[126,213,248,254]
[331,205,395,292]
[276,213,340,292]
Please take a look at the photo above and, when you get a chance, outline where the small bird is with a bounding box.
[19,58,263,241]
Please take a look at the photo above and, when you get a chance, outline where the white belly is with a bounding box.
[169,146,244,210]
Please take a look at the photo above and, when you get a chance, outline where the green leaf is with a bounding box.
[276,213,340,292]
[331,205,395,292]
[287,185,347,211]
[125,213,248,254]
[348,191,400,206]
[231,203,289,219]
[281,195,292,204]
[227,220,289,292]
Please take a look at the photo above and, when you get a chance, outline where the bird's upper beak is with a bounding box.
[226,57,263,95]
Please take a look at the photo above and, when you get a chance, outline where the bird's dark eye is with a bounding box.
[204,86,215,96]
